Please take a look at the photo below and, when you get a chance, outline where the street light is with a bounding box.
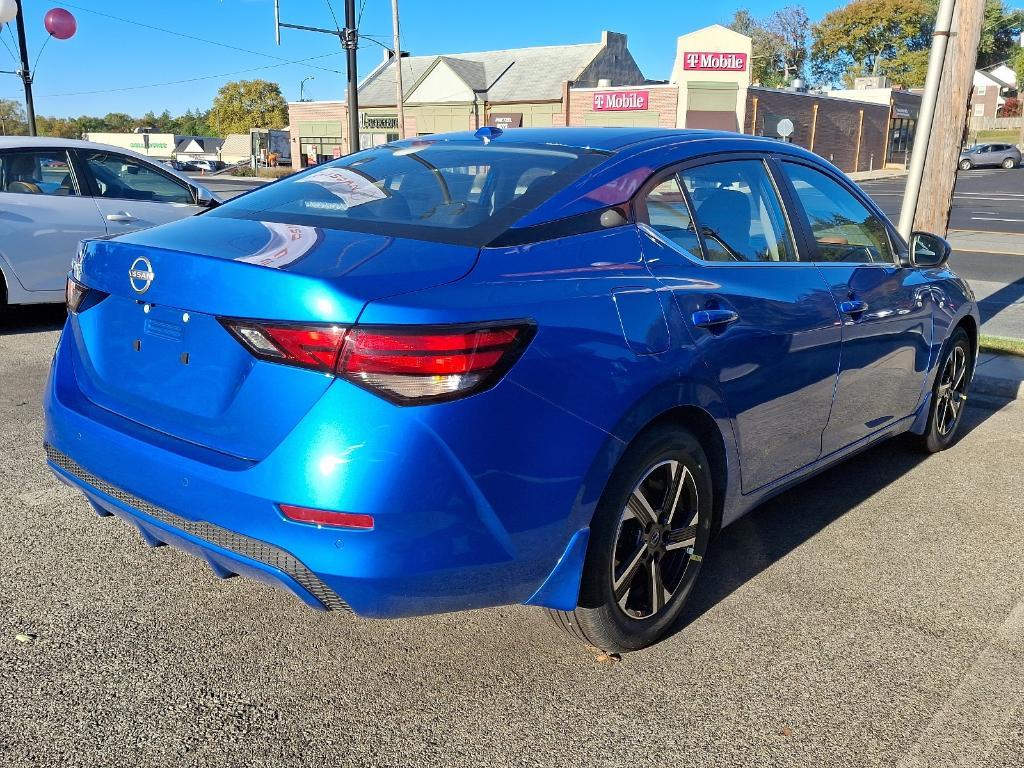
[300,75,314,102]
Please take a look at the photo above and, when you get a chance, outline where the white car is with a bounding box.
[0,137,220,307]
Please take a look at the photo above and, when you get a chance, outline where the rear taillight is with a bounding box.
[65,277,90,313]
[220,320,534,404]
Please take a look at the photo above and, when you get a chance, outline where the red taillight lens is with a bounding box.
[279,504,374,530]
[221,322,347,372]
[336,326,532,402]
[221,320,534,404]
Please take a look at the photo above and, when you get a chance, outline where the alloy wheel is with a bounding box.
[935,344,968,436]
[611,460,700,619]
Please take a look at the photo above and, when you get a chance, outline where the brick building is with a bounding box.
[288,31,646,164]
[288,24,923,174]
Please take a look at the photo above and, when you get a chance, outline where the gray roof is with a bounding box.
[358,42,603,105]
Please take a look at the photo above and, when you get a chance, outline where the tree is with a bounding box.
[811,0,932,86]
[767,6,811,83]
[976,0,1024,69]
[729,6,811,87]
[175,108,213,137]
[998,96,1021,116]
[210,79,288,135]
[36,116,79,138]
[0,98,27,135]
[1009,45,1024,87]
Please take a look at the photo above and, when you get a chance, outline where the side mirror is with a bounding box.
[909,231,950,268]
[194,185,220,209]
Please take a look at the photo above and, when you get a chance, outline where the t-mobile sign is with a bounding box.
[592,90,650,111]
[683,52,748,71]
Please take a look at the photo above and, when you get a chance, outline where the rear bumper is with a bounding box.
[46,444,349,612]
[44,327,609,618]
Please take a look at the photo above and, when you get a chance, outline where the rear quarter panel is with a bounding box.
[357,226,736,542]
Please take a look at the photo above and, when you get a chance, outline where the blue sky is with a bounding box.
[0,0,837,117]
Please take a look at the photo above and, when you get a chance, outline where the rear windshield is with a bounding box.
[210,141,607,246]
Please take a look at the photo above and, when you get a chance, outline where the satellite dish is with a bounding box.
[776,118,795,138]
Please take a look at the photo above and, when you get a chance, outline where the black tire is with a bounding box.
[1003,157,1017,169]
[547,424,714,653]
[959,159,972,171]
[913,327,972,453]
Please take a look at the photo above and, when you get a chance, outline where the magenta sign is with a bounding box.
[683,52,748,71]
[592,90,650,111]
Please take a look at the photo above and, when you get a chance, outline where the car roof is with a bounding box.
[403,127,751,153]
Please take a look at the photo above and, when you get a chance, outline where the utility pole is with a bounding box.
[391,0,405,139]
[14,0,36,135]
[898,0,986,238]
[275,0,361,154]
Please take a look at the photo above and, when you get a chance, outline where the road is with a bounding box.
[2,315,1022,767]
[859,167,1024,234]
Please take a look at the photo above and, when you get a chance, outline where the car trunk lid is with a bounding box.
[69,215,478,460]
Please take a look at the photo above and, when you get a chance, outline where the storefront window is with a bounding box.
[887,119,916,166]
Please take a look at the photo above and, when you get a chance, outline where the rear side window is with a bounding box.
[212,142,606,246]
[0,150,77,196]
[782,162,893,264]
[643,176,703,260]
[680,159,797,262]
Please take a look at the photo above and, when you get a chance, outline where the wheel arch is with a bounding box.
[955,312,978,360]
[635,405,729,534]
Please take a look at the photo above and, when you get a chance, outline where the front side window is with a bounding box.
[782,162,893,264]
[642,175,703,260]
[82,151,194,204]
[680,159,797,262]
[212,141,606,246]
[0,150,77,196]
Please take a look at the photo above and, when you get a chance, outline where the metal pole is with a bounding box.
[897,0,957,240]
[14,0,35,136]
[344,0,360,153]
[391,0,405,139]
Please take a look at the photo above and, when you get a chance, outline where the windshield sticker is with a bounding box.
[235,222,323,270]
[296,167,387,208]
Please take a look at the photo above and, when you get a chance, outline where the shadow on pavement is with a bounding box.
[676,402,1004,633]
[976,275,1024,325]
[0,304,67,336]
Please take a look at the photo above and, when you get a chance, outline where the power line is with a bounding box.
[0,25,18,65]
[324,0,342,33]
[59,2,345,75]
[38,51,344,98]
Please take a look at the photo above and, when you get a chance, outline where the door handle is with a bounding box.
[106,212,137,223]
[839,299,869,315]
[692,308,739,328]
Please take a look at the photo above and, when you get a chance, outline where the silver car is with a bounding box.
[0,137,220,308]
[958,142,1021,170]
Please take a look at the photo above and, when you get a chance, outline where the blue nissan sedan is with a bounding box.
[45,128,979,652]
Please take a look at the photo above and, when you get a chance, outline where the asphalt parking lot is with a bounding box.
[2,307,1023,767]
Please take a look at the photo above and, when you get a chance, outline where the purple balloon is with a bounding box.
[44,8,76,40]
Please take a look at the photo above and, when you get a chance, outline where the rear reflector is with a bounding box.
[279,504,374,530]
[221,319,535,404]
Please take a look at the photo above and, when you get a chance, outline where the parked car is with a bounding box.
[0,137,220,308]
[186,159,221,173]
[46,128,979,652]
[958,142,1021,170]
